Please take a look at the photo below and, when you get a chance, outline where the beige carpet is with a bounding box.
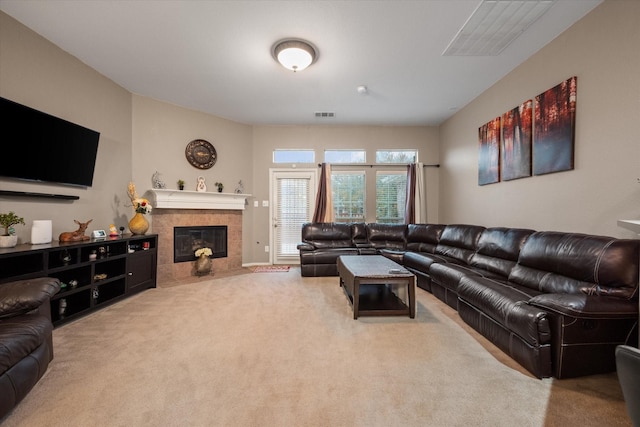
[2,267,631,427]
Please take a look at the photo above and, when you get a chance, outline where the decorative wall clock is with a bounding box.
[185,139,217,169]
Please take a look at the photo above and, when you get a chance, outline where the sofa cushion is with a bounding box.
[406,224,446,253]
[299,248,359,264]
[429,263,503,293]
[403,251,456,273]
[435,224,486,264]
[0,313,52,376]
[366,223,407,250]
[458,276,549,346]
[470,227,535,277]
[300,222,354,249]
[0,278,61,319]
[509,232,640,299]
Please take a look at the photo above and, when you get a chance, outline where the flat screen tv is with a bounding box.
[0,97,100,187]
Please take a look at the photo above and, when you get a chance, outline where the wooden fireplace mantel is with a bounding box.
[148,189,251,210]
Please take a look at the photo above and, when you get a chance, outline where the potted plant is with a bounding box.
[177,179,185,190]
[214,182,224,193]
[0,211,25,248]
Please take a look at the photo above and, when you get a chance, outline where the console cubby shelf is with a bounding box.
[0,234,157,326]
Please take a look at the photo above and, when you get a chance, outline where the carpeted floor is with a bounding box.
[1,267,631,426]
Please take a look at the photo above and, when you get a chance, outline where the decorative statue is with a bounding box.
[235,180,244,194]
[58,219,93,242]
[152,171,166,189]
[196,176,207,192]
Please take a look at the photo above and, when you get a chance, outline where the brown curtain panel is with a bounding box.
[404,163,417,224]
[312,163,334,222]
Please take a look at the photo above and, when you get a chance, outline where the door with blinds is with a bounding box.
[270,169,316,264]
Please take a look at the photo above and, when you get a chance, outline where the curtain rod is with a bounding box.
[317,163,439,168]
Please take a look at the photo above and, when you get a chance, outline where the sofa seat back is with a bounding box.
[300,222,354,249]
[509,232,640,299]
[406,224,446,253]
[366,223,407,250]
[435,224,486,264]
[470,227,535,277]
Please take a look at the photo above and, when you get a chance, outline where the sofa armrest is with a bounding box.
[297,243,316,251]
[529,293,638,319]
[0,277,61,319]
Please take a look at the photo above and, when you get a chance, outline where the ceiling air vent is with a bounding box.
[443,0,555,56]
[315,112,335,118]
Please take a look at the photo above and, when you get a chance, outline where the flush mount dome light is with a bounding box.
[273,39,317,72]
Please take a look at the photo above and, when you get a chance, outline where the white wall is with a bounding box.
[0,12,133,243]
[439,0,640,238]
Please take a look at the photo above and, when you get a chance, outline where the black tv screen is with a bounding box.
[0,97,100,187]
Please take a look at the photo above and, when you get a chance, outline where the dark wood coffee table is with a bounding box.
[337,255,415,319]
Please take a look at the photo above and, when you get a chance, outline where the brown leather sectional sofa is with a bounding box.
[297,222,640,378]
[0,277,60,419]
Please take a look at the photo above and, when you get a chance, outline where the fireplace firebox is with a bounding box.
[174,226,227,263]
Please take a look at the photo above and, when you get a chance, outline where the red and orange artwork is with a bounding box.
[478,116,501,185]
[533,76,577,175]
[501,100,533,181]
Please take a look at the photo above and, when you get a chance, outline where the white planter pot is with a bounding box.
[0,235,18,248]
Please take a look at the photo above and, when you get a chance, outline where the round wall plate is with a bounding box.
[185,139,217,169]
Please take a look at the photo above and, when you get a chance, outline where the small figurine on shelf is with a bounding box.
[109,224,119,237]
[214,182,224,193]
[235,180,244,194]
[196,176,207,192]
[58,219,92,242]
[177,179,185,190]
[152,171,166,189]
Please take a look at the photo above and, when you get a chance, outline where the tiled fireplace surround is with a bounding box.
[153,209,243,284]
[149,190,249,284]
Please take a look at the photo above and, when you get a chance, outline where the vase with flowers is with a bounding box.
[194,247,213,275]
[127,182,152,235]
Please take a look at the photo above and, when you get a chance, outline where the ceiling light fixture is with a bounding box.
[273,39,317,72]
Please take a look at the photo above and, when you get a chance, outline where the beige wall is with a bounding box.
[0,12,132,243]
[439,0,640,238]
[250,125,439,263]
[131,96,254,262]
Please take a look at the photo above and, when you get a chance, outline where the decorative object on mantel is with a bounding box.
[214,182,224,193]
[196,176,207,192]
[194,247,213,276]
[58,219,93,242]
[127,182,152,235]
[0,211,25,248]
[235,180,244,194]
[177,179,185,190]
[152,171,166,189]
[185,139,217,169]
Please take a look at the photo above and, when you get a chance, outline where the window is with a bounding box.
[376,149,417,164]
[376,171,407,224]
[325,149,366,164]
[331,171,365,222]
[273,149,315,163]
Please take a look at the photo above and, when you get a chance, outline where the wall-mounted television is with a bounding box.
[0,97,100,187]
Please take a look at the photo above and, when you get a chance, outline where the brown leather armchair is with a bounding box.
[0,277,60,419]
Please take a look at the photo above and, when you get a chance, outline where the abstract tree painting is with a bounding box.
[533,76,577,175]
[478,116,501,185]
[501,100,533,181]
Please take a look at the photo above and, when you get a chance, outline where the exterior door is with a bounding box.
[270,169,316,264]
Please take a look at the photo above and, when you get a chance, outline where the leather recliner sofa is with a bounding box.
[0,277,60,419]
[297,222,640,379]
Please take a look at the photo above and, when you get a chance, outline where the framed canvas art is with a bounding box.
[478,116,501,185]
[501,100,533,181]
[533,76,577,175]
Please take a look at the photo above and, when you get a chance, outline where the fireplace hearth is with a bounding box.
[174,226,227,263]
